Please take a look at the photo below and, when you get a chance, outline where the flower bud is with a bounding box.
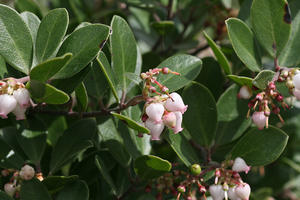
[235,183,251,200]
[162,67,169,74]
[13,88,30,108]
[19,165,35,180]
[146,103,165,123]
[0,94,17,119]
[232,157,251,174]
[4,183,16,197]
[190,164,202,175]
[293,73,300,90]
[165,92,188,114]
[252,111,266,130]
[293,88,300,100]
[12,104,26,120]
[177,185,186,193]
[145,119,165,140]
[228,186,242,200]
[209,185,225,200]
[238,86,252,99]
[163,112,176,128]
[172,111,183,134]
[268,82,276,90]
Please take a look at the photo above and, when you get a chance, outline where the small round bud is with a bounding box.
[190,164,202,175]
[282,70,289,78]
[162,67,169,74]
[19,165,35,180]
[149,86,156,93]
[256,93,263,101]
[177,185,186,193]
[268,82,276,90]
[140,73,147,80]
[161,86,169,93]
[286,80,294,89]
[199,185,206,193]
[276,95,283,102]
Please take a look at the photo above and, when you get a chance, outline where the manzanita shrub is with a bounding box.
[0,0,300,199]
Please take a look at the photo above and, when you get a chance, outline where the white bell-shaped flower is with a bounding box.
[293,73,300,90]
[252,111,266,130]
[4,183,16,197]
[238,86,252,99]
[293,88,300,100]
[13,88,30,108]
[172,111,183,134]
[165,92,188,114]
[145,119,165,140]
[235,183,251,200]
[12,104,27,120]
[163,112,176,128]
[146,103,165,123]
[232,157,251,174]
[0,94,17,119]
[19,165,35,180]
[209,185,225,200]
[228,186,242,200]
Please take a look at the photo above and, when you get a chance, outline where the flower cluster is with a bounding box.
[0,78,32,120]
[140,68,187,140]
[209,157,251,200]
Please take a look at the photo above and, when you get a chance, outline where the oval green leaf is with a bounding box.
[42,175,79,194]
[56,180,89,200]
[20,179,52,200]
[227,75,253,87]
[252,70,275,90]
[75,82,88,112]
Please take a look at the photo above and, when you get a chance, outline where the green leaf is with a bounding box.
[15,0,43,18]
[56,180,89,200]
[230,126,289,166]
[50,119,97,173]
[134,155,171,180]
[226,18,261,72]
[0,4,33,74]
[54,24,109,79]
[28,80,70,104]
[30,53,72,82]
[182,82,217,147]
[95,155,117,195]
[156,54,202,92]
[43,175,79,194]
[0,191,14,200]
[0,55,8,78]
[251,0,291,57]
[227,75,253,87]
[75,82,88,111]
[35,8,68,63]
[110,15,137,91]
[203,31,231,75]
[252,70,275,90]
[279,0,300,66]
[20,179,52,200]
[111,112,150,134]
[163,130,201,167]
[151,21,175,35]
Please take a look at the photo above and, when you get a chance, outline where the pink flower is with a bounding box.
[293,73,300,90]
[12,104,27,120]
[163,112,176,128]
[252,111,266,130]
[235,183,251,200]
[4,183,16,197]
[0,94,17,119]
[228,186,242,200]
[232,157,251,174]
[293,88,300,100]
[19,165,35,180]
[209,185,225,200]
[238,86,252,99]
[146,103,165,123]
[172,111,183,134]
[165,92,188,114]
[13,88,30,108]
[145,119,165,140]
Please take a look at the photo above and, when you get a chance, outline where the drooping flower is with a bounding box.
[252,111,266,130]
[146,103,165,123]
[162,112,176,128]
[238,86,252,99]
[235,183,251,200]
[232,157,251,174]
[0,94,17,119]
[172,111,183,134]
[209,185,225,200]
[228,186,242,200]
[12,104,27,120]
[293,88,300,100]
[293,73,300,90]
[4,183,16,197]
[145,119,165,140]
[165,92,188,114]
[13,88,30,108]
[19,165,35,180]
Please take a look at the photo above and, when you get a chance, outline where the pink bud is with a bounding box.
[228,186,242,200]
[293,73,300,90]
[232,157,251,174]
[209,185,225,200]
[19,165,35,180]
[252,111,266,130]
[12,104,27,120]
[13,88,30,108]
[146,103,165,123]
[172,111,183,134]
[238,86,252,99]
[163,112,176,128]
[145,119,165,140]
[0,94,17,119]
[235,183,251,200]
[165,92,188,114]
[4,183,16,197]
[293,88,300,100]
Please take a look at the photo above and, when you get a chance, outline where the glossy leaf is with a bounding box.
[50,119,97,173]
[227,75,253,87]
[226,18,261,72]
[203,31,231,75]
[20,179,52,200]
[251,0,291,57]
[230,126,289,166]
[0,4,33,74]
[56,180,89,200]
[43,175,79,194]
[252,70,275,90]
[134,155,172,180]
[75,82,88,111]
[110,15,137,91]
[54,24,109,79]
[182,82,217,147]
[156,54,202,92]
[30,53,72,82]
